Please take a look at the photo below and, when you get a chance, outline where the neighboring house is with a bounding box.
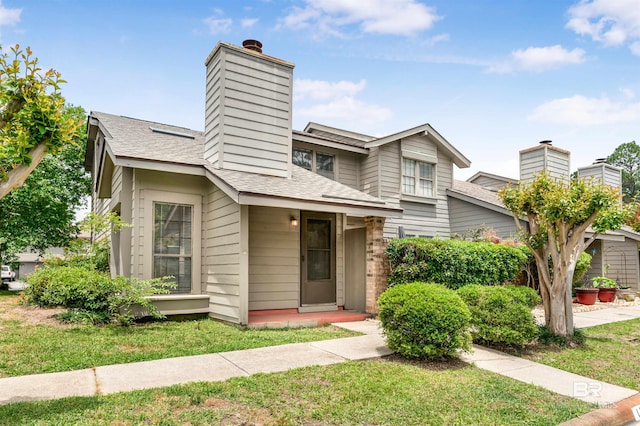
[448,142,640,290]
[85,39,476,325]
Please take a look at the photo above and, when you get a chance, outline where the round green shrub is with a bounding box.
[457,285,539,347]
[378,282,472,359]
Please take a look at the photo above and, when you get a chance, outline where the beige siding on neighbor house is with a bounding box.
[205,185,246,323]
[204,44,293,178]
[378,136,453,238]
[603,240,639,290]
[248,206,300,310]
[469,175,510,191]
[585,240,603,284]
[448,198,520,239]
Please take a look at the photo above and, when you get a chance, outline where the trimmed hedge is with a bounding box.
[378,282,471,359]
[457,285,540,347]
[386,238,527,289]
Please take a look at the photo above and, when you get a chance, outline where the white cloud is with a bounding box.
[280,0,440,38]
[567,0,640,55]
[203,9,232,35]
[294,79,367,101]
[528,94,640,125]
[293,78,392,131]
[488,45,586,73]
[297,96,393,128]
[0,2,21,26]
[241,18,259,28]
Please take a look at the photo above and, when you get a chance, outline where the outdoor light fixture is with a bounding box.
[290,216,298,227]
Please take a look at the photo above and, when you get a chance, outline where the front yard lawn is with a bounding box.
[519,318,640,389]
[0,291,357,377]
[0,357,592,426]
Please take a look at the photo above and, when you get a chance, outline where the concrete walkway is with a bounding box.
[1,305,639,411]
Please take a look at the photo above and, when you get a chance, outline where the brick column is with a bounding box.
[365,216,388,314]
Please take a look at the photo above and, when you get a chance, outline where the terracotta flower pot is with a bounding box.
[575,288,599,305]
[597,287,617,303]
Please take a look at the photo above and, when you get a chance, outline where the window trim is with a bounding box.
[292,147,335,180]
[401,156,436,200]
[143,190,202,295]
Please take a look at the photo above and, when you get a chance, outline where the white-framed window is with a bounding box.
[143,190,202,295]
[402,158,434,197]
[153,202,193,294]
[293,148,335,180]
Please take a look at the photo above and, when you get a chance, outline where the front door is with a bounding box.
[301,212,336,305]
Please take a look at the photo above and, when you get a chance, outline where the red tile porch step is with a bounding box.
[248,308,371,328]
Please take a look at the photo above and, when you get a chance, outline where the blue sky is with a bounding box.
[1,0,639,179]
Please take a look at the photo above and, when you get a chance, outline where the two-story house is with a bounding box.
[86,39,472,326]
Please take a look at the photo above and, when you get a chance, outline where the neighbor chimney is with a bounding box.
[519,140,570,183]
[203,40,295,178]
[577,158,622,195]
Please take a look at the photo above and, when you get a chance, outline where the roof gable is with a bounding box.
[365,123,471,168]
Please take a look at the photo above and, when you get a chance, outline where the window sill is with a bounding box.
[400,193,438,204]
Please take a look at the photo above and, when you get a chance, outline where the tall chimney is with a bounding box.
[203,40,295,177]
[519,140,571,183]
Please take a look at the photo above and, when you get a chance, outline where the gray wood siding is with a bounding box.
[206,185,243,323]
[204,45,293,178]
[111,166,123,202]
[602,240,639,290]
[248,206,300,310]
[204,54,221,167]
[520,147,570,181]
[470,175,508,191]
[359,146,379,197]
[448,197,520,239]
[377,138,453,238]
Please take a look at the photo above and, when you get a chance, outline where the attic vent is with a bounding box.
[150,127,195,139]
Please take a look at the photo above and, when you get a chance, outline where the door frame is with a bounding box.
[300,211,336,306]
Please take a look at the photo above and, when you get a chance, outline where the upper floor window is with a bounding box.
[293,148,334,180]
[402,158,434,197]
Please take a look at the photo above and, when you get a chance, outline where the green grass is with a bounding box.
[520,318,640,389]
[0,358,593,426]
[0,292,358,377]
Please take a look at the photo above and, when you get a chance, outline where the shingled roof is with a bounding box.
[87,112,401,216]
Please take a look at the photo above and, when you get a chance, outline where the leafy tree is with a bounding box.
[500,173,631,338]
[606,141,640,203]
[1,45,79,199]
[0,106,90,264]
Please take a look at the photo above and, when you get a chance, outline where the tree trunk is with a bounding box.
[543,254,576,337]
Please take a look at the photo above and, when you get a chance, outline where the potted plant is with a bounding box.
[592,276,617,302]
[575,281,599,305]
